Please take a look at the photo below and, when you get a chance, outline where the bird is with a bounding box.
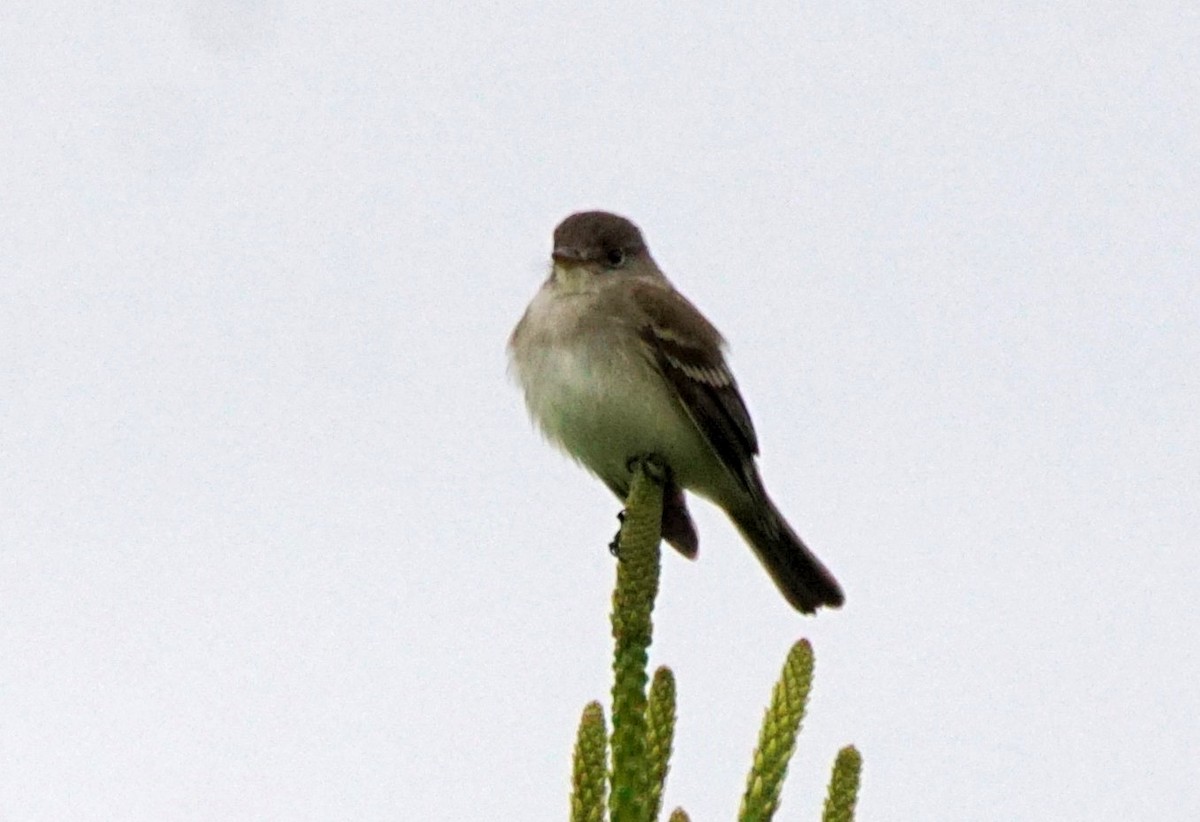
[508,210,843,614]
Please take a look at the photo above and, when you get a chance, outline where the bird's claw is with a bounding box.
[625,453,668,484]
[609,509,627,556]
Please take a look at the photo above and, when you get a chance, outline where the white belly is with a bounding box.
[513,325,727,498]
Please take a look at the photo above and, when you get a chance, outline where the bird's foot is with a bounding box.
[625,453,668,484]
[608,510,626,556]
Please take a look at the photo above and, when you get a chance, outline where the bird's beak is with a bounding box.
[551,246,586,266]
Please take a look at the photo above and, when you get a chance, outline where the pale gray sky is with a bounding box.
[2,2,1197,819]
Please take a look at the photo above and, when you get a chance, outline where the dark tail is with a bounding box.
[728,490,844,614]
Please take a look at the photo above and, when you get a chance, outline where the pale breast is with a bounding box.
[514,317,721,493]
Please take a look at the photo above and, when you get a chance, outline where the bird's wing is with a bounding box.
[631,281,759,491]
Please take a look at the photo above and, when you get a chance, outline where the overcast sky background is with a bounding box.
[2,2,1197,820]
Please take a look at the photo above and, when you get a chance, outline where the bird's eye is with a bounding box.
[605,248,626,267]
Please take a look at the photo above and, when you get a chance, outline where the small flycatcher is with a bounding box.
[509,211,843,614]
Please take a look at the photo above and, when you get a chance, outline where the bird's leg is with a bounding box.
[625,453,668,485]
[610,454,669,557]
